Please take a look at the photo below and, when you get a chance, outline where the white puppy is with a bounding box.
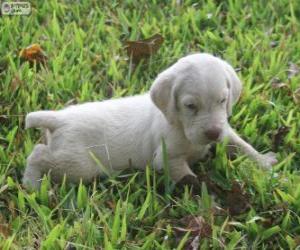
[23,53,277,189]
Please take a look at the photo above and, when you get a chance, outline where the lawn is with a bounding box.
[0,0,300,249]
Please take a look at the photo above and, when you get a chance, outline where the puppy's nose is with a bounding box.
[204,127,221,141]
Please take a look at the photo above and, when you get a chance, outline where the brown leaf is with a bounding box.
[91,54,102,71]
[105,83,114,98]
[11,75,23,91]
[287,62,300,79]
[226,144,239,160]
[64,98,78,107]
[198,173,224,197]
[0,214,11,238]
[8,200,17,219]
[293,236,300,247]
[125,34,164,64]
[293,87,300,104]
[225,181,250,216]
[174,215,212,238]
[19,43,48,65]
[33,232,41,250]
[106,200,116,210]
[65,242,77,250]
[189,235,200,250]
[0,224,11,238]
[270,41,279,48]
[271,82,289,90]
[173,216,211,250]
[211,205,228,216]
[272,126,290,152]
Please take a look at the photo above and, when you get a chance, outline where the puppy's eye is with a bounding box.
[185,103,197,110]
[220,98,226,104]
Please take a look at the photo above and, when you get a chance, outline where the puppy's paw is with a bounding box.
[257,151,278,170]
[22,176,41,190]
[176,175,201,194]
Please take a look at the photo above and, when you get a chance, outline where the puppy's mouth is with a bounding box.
[203,131,224,144]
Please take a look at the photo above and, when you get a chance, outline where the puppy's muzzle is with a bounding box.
[204,126,222,141]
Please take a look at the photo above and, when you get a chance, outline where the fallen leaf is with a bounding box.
[174,215,212,238]
[11,75,23,91]
[0,184,8,194]
[64,98,77,107]
[0,214,11,238]
[19,43,48,65]
[293,87,300,104]
[293,236,300,247]
[190,235,200,250]
[33,232,41,250]
[271,82,289,89]
[0,224,10,238]
[106,200,116,210]
[65,242,77,250]
[8,200,17,219]
[211,205,227,216]
[125,34,164,64]
[225,181,250,216]
[270,41,279,48]
[226,144,239,160]
[173,215,212,250]
[105,83,114,98]
[287,62,299,79]
[198,173,224,197]
[91,54,102,71]
[272,126,290,152]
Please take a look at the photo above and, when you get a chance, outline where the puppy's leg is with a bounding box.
[169,158,201,192]
[23,144,54,189]
[226,126,277,169]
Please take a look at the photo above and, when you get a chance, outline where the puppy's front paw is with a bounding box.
[257,151,278,170]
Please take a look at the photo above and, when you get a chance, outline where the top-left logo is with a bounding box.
[1,2,31,15]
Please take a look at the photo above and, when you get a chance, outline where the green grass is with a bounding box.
[1,0,300,249]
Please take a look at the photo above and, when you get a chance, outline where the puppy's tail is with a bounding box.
[25,111,59,131]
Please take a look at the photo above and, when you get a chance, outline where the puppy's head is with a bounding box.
[150,53,242,145]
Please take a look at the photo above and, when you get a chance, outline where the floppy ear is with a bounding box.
[150,70,178,124]
[224,63,242,116]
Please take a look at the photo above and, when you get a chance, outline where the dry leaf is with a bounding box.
[270,41,279,48]
[65,242,76,250]
[211,205,227,216]
[0,214,11,238]
[106,200,116,210]
[91,54,102,71]
[270,77,291,93]
[174,215,212,238]
[225,181,250,216]
[293,87,300,104]
[8,200,17,219]
[271,82,289,89]
[173,215,211,250]
[293,236,300,247]
[19,43,48,65]
[32,232,41,250]
[64,98,77,107]
[11,75,23,91]
[190,235,200,250]
[287,62,299,79]
[125,34,164,64]
[0,224,11,238]
[261,202,288,228]
[272,126,290,152]
[198,173,223,197]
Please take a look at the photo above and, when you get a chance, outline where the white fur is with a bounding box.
[23,53,277,189]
